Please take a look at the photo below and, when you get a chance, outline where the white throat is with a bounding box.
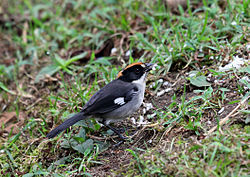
[132,73,147,86]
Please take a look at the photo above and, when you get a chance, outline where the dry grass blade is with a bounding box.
[206,96,249,136]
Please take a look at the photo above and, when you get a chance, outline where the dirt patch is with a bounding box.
[1,55,248,176]
[77,63,248,175]
[0,34,19,66]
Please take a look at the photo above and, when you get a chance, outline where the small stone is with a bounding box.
[125,50,132,56]
[148,113,156,118]
[144,103,153,111]
[163,81,170,87]
[111,48,117,54]
[231,21,237,26]
[131,117,136,125]
[137,116,147,127]
[165,88,172,93]
[218,107,225,114]
[157,90,165,97]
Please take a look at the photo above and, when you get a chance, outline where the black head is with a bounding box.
[117,62,153,82]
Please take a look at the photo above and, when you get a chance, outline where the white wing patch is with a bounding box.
[114,97,125,105]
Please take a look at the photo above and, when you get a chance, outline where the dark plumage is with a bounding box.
[46,62,153,140]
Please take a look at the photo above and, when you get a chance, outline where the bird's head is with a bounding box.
[117,62,153,83]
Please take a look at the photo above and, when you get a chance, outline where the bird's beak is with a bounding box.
[144,63,154,72]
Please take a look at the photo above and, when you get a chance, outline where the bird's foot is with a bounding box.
[112,133,129,147]
[113,140,125,147]
[118,134,128,140]
[115,127,126,134]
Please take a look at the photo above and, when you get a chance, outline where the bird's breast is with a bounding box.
[103,82,146,122]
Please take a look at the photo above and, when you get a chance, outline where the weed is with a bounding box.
[0,0,249,176]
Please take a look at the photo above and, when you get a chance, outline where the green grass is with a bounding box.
[122,125,249,176]
[0,0,249,176]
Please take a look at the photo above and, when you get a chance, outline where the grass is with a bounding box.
[0,0,249,176]
[122,125,249,176]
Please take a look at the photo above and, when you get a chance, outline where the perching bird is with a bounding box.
[47,62,153,141]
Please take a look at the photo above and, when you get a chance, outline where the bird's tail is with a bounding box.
[46,112,86,138]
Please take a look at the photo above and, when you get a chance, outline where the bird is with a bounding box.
[46,62,153,142]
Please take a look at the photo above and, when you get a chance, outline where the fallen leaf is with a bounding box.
[95,39,114,58]
[0,112,25,136]
[190,75,211,87]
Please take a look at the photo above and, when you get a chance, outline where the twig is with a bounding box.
[88,135,108,141]
[130,123,159,146]
[159,123,175,143]
[172,77,182,87]
[130,122,159,138]
[26,98,42,110]
[206,96,249,136]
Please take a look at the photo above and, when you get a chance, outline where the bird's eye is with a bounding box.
[135,68,140,74]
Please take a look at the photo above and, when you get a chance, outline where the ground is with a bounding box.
[0,0,249,176]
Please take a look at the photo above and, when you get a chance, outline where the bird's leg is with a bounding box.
[101,120,127,141]
[115,127,126,134]
[106,126,125,134]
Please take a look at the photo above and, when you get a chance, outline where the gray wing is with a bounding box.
[81,79,138,115]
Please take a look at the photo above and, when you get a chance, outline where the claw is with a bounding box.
[102,120,128,141]
[118,134,128,140]
[113,140,124,147]
[116,128,126,134]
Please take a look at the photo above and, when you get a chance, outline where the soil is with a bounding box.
[0,13,249,176]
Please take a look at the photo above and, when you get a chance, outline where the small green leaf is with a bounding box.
[238,65,250,73]
[72,139,94,154]
[73,137,85,143]
[245,116,250,124]
[219,88,231,92]
[190,76,211,87]
[240,110,250,114]
[212,142,233,153]
[188,70,199,78]
[60,140,70,149]
[54,156,70,165]
[92,57,112,65]
[136,33,155,52]
[53,54,66,66]
[66,52,88,66]
[208,69,225,76]
[95,141,110,152]
[126,149,137,158]
[73,128,86,142]
[106,129,114,135]
[35,65,60,83]
[22,173,35,177]
[239,78,250,89]
[0,81,15,94]
[189,145,202,152]
[94,122,101,130]
[228,100,240,104]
